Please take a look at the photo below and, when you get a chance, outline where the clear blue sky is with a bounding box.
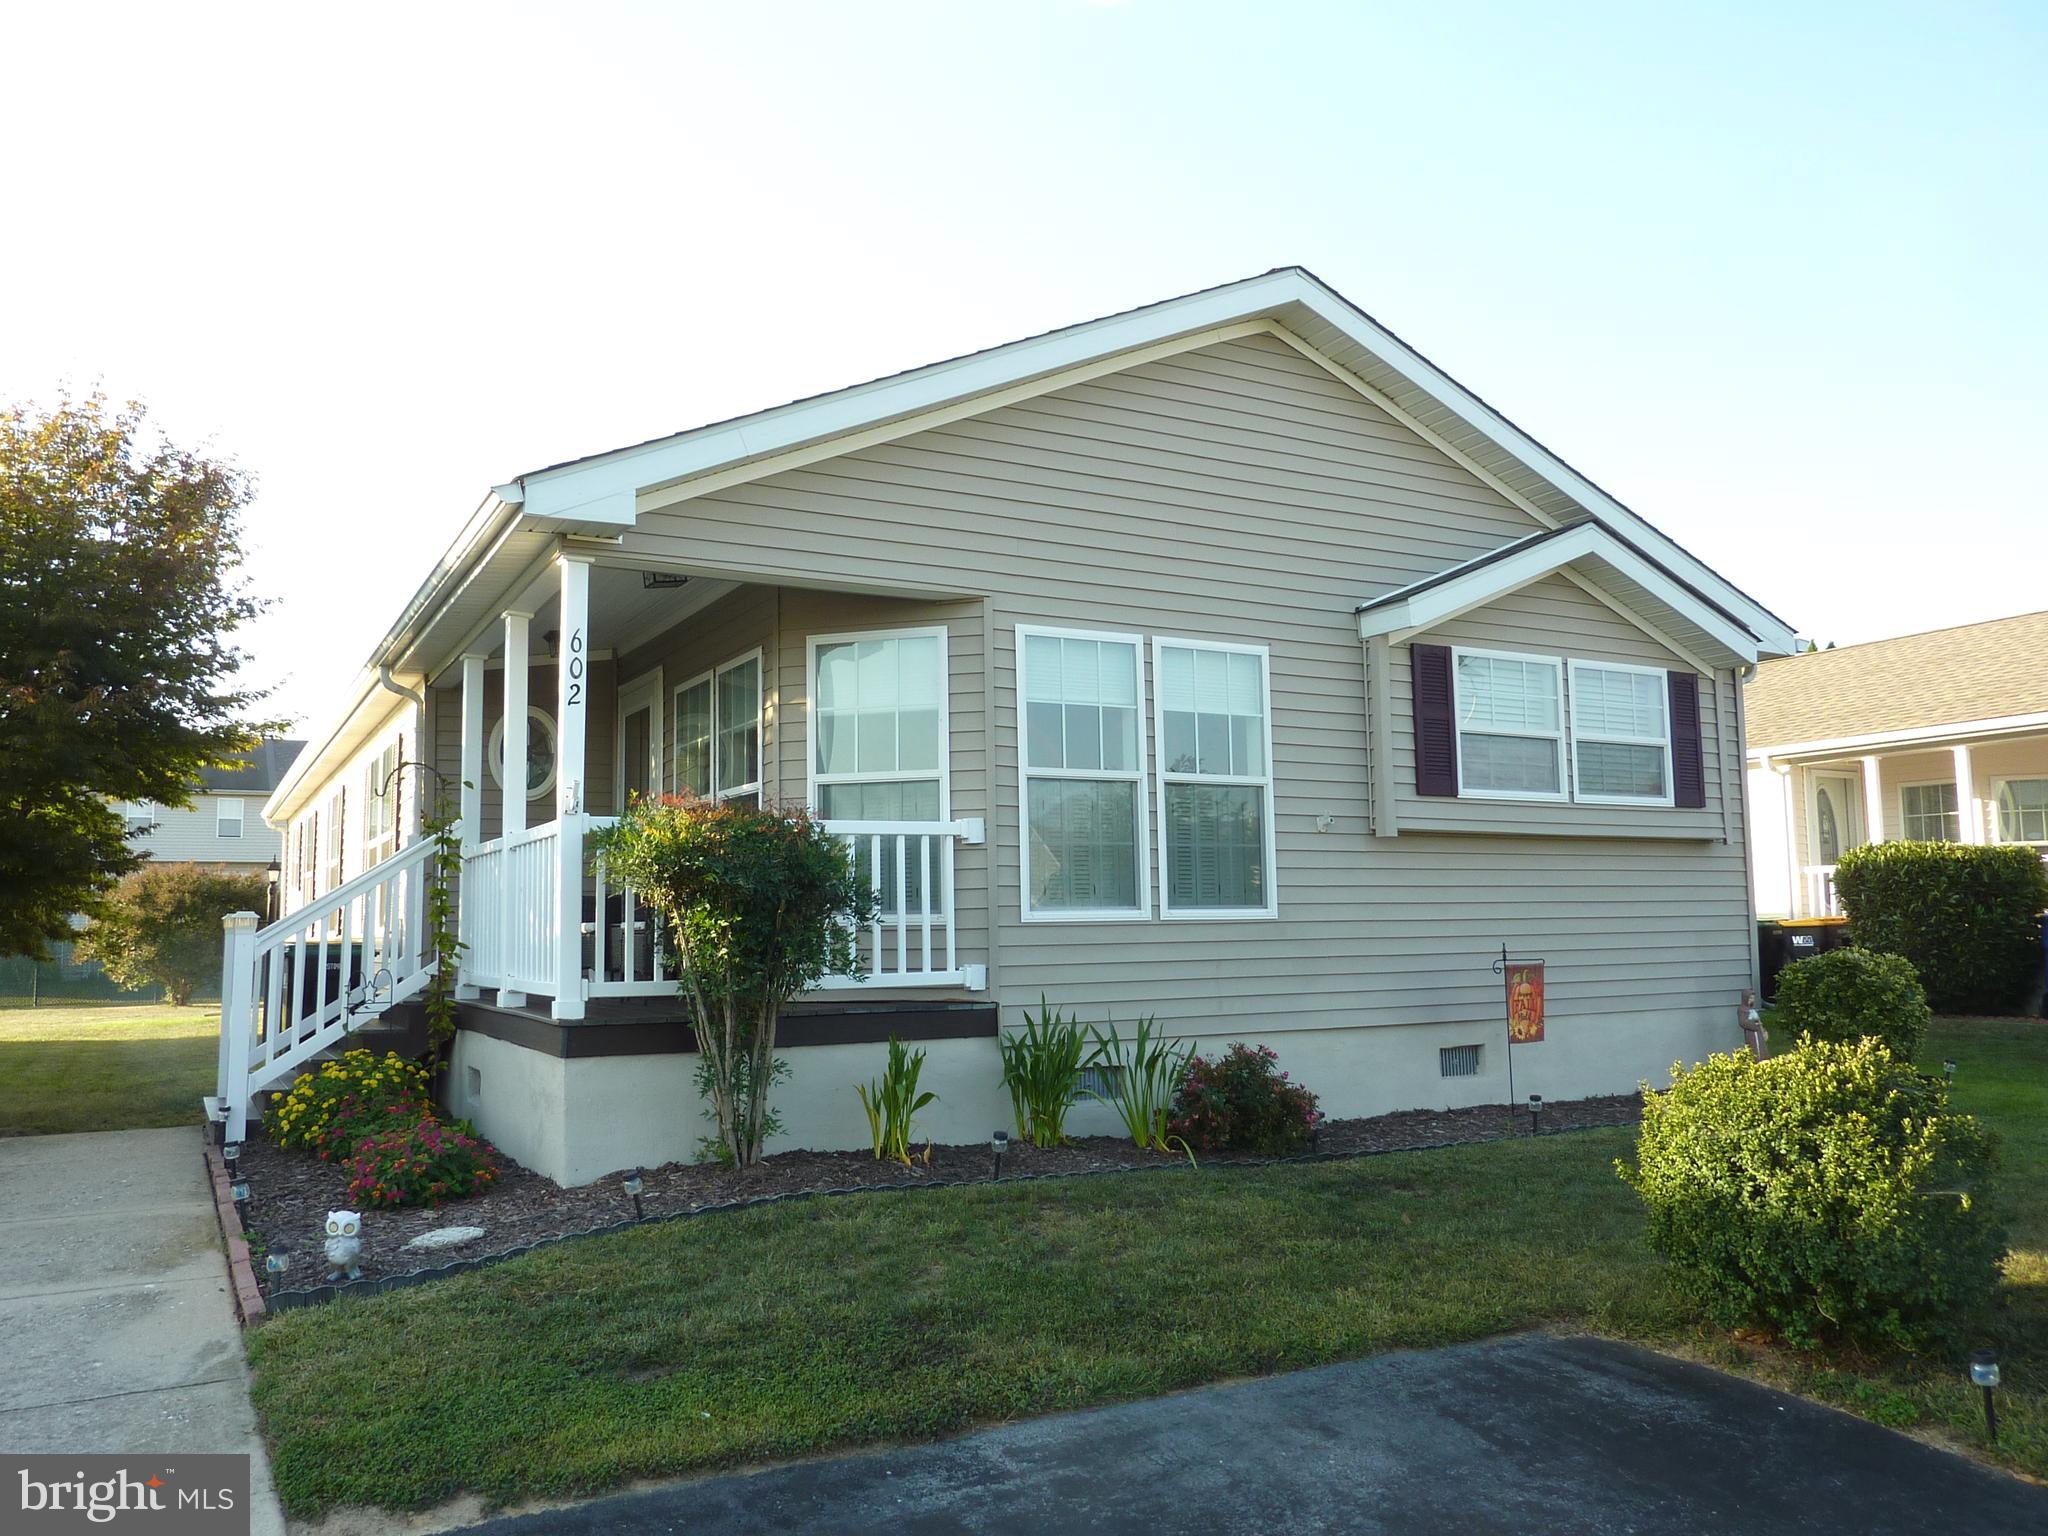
[5,1,2042,729]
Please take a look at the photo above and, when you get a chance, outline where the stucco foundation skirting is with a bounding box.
[203,1140,268,1324]
[260,1119,1621,1315]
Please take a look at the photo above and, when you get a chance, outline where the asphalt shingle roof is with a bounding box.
[1745,611,2048,749]
[198,738,306,795]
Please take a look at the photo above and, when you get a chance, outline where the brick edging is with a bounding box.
[203,1141,267,1325]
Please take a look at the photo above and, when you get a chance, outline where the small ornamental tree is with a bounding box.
[589,796,876,1167]
[77,863,269,1005]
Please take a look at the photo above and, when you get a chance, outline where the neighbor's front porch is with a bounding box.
[1762,730,2048,918]
[443,547,989,1020]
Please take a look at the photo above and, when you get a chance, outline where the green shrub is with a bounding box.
[1835,841,2048,1012]
[347,1119,500,1208]
[1000,1000,1089,1147]
[265,1049,435,1160]
[1169,1043,1321,1157]
[1772,947,1930,1059]
[1619,1039,2004,1347]
[856,1035,937,1166]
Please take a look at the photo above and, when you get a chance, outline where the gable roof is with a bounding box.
[200,738,306,796]
[1352,522,1764,669]
[1745,610,2048,751]
[488,266,1794,656]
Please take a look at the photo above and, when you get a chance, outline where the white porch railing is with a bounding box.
[1802,864,1843,918]
[456,812,989,1005]
[459,822,561,997]
[212,833,441,1141]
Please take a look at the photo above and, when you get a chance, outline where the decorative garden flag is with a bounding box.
[1505,961,1546,1043]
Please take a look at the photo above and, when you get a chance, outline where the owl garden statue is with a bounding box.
[323,1210,364,1281]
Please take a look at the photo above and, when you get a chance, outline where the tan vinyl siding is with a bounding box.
[610,331,1754,1055]
[427,660,616,841]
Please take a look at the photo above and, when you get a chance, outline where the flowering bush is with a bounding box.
[1169,1043,1321,1157]
[265,1049,435,1160]
[348,1119,500,1209]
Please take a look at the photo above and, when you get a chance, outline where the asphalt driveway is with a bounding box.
[462,1333,2045,1536]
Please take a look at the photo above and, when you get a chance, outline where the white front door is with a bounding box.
[1810,772,1865,865]
[615,670,664,811]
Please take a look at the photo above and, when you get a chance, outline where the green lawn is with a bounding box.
[246,1016,2048,1518]
[0,1002,217,1135]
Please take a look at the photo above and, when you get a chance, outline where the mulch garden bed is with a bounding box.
[236,1092,1642,1298]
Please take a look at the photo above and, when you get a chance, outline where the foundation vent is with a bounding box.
[1439,1044,1482,1079]
[1077,1064,1126,1099]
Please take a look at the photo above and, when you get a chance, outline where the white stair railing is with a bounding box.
[213,833,442,1141]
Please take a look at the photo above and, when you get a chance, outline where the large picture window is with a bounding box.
[1154,637,1276,918]
[1453,649,1564,799]
[1019,626,1146,919]
[1567,660,1672,805]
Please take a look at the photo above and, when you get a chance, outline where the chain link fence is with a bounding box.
[0,941,172,1007]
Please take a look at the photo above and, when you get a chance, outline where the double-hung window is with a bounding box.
[1901,781,1960,842]
[1019,627,1147,918]
[671,651,762,803]
[1453,649,1565,798]
[1997,779,2048,845]
[1567,660,1672,805]
[362,741,400,866]
[1154,638,1276,918]
[216,797,245,839]
[811,628,948,910]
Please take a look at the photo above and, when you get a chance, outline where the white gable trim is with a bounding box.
[494,268,1793,654]
[1354,522,1763,667]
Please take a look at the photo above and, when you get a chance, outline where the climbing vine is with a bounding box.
[420,776,466,1047]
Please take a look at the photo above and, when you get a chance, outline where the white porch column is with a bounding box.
[553,553,592,1020]
[1955,743,1981,843]
[1777,763,1799,914]
[500,611,531,1007]
[1861,755,1885,846]
[458,652,487,1000]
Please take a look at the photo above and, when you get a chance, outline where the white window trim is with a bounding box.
[1151,634,1279,921]
[1897,777,1961,843]
[1017,624,1152,924]
[1992,775,2048,846]
[805,626,952,820]
[1450,645,1568,804]
[1564,658,1675,808]
[713,648,765,803]
[216,797,245,838]
[488,705,559,800]
[614,667,665,810]
[671,668,713,797]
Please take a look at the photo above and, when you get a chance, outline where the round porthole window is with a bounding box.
[488,706,558,800]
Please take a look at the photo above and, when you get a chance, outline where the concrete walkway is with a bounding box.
[463,1334,2048,1536]
[0,1127,285,1536]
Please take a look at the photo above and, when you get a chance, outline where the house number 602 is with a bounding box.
[565,628,585,705]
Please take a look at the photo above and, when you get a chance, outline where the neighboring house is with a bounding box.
[1745,611,2048,919]
[119,738,304,877]
[221,267,1797,1180]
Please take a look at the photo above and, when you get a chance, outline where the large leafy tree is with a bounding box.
[78,863,272,1005]
[0,393,272,957]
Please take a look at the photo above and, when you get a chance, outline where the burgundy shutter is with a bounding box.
[1412,643,1457,797]
[1669,671,1706,809]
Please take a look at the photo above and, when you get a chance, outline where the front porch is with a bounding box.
[213,547,992,1142]
[443,548,991,1018]
[1760,729,2048,918]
